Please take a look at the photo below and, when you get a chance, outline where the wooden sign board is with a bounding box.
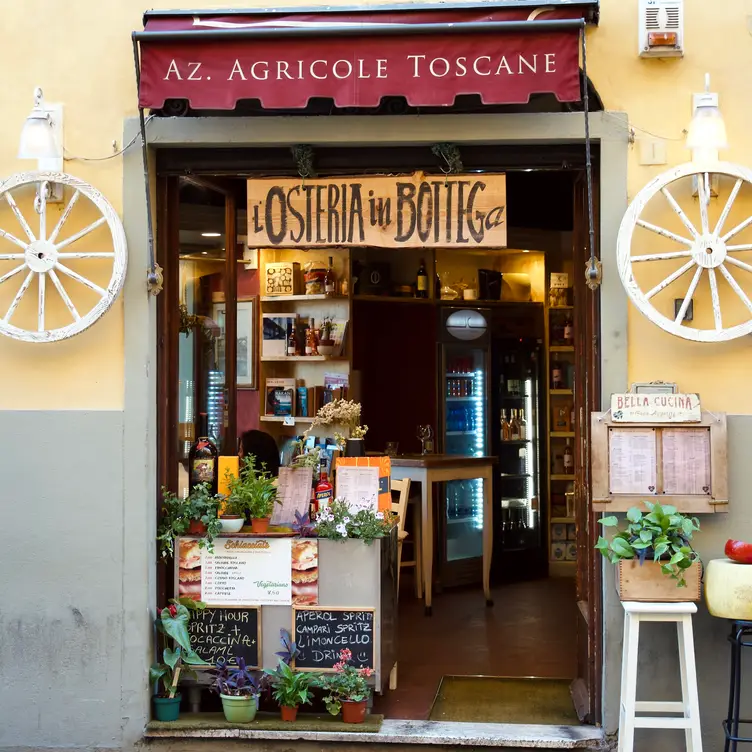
[611,393,701,423]
[187,606,261,668]
[591,411,728,513]
[247,172,507,248]
[292,606,375,672]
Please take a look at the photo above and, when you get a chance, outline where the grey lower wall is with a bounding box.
[0,410,131,751]
[602,414,752,751]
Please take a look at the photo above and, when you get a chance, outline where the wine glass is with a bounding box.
[416,425,434,455]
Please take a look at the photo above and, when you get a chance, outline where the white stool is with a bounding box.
[618,601,703,752]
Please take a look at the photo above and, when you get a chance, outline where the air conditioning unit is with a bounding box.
[639,0,683,58]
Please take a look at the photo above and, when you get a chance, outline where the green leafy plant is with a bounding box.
[315,498,395,545]
[226,455,280,520]
[157,483,223,559]
[595,502,701,586]
[289,444,322,469]
[149,598,206,697]
[316,648,373,715]
[264,659,317,709]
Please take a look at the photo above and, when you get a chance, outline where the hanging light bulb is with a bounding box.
[686,74,728,165]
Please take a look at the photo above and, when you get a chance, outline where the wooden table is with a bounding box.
[389,454,495,615]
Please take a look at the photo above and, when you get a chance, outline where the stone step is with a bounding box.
[143,718,605,750]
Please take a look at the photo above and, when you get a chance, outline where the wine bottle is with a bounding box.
[325,256,336,294]
[416,258,428,299]
[501,410,510,441]
[510,409,521,441]
[518,408,527,441]
[563,439,574,473]
[188,413,218,495]
[563,316,573,344]
[287,323,297,356]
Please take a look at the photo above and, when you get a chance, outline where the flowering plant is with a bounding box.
[149,598,205,697]
[317,649,373,715]
[315,498,395,544]
[305,399,368,448]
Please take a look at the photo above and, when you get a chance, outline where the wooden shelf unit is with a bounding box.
[546,287,577,574]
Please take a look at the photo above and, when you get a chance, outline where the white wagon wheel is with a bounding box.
[0,171,126,343]
[617,161,752,342]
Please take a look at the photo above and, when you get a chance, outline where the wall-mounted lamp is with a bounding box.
[686,74,728,166]
[18,87,64,201]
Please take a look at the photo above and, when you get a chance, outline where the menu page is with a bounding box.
[201,537,292,606]
[662,428,711,495]
[609,428,657,495]
[335,466,379,511]
[271,467,313,525]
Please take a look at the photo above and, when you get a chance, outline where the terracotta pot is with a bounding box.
[187,520,206,535]
[251,517,270,534]
[341,700,367,724]
[280,705,298,722]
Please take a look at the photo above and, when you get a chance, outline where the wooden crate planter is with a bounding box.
[618,560,701,602]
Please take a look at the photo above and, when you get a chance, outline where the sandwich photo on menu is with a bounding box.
[291,539,318,606]
[178,538,202,600]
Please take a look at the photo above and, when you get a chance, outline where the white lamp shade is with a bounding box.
[686,106,728,152]
[18,115,60,160]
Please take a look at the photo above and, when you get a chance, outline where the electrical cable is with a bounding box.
[62,114,155,162]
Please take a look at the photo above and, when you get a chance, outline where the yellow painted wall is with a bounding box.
[0,0,750,410]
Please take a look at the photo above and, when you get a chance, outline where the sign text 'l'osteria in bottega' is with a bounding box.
[246,173,507,249]
[611,393,702,423]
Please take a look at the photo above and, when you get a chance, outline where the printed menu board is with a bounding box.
[608,428,657,495]
[292,607,375,672]
[201,538,292,606]
[662,428,711,495]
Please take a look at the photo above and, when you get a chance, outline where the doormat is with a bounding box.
[428,677,580,725]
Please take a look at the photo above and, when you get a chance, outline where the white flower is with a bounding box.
[336,523,348,536]
[341,529,348,537]
[375,511,384,520]
[343,517,351,524]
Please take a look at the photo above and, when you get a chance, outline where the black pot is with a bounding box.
[345,439,365,457]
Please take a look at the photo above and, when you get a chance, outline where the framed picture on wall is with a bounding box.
[212,297,258,389]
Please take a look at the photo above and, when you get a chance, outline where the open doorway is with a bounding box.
[156,148,601,727]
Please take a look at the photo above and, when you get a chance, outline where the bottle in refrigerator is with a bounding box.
[563,439,574,473]
[509,409,521,441]
[501,410,510,441]
[518,408,527,441]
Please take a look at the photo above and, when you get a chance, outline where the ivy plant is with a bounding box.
[595,501,700,587]
[157,483,223,560]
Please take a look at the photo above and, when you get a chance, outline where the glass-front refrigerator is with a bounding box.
[491,337,547,581]
[438,308,490,588]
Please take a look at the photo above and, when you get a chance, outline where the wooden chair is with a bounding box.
[390,479,423,599]
[389,477,410,692]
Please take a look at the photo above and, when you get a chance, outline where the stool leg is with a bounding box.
[618,612,640,752]
[678,613,703,752]
[724,623,740,752]
[730,625,744,752]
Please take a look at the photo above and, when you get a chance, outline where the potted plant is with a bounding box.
[210,656,261,723]
[226,455,280,534]
[596,502,702,601]
[264,659,317,721]
[149,598,205,721]
[317,648,373,724]
[317,318,336,356]
[157,483,223,560]
[218,493,247,534]
[305,399,368,457]
[316,498,395,544]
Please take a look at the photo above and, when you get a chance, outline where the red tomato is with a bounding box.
[725,540,752,564]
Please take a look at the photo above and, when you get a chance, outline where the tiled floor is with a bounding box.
[373,577,579,720]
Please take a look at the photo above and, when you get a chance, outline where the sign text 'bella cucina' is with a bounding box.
[246,173,507,249]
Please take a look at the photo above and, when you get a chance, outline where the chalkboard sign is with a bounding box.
[188,607,261,668]
[293,606,375,672]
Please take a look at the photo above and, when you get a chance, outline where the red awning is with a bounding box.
[135,5,594,111]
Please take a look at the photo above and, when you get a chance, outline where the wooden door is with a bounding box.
[570,170,602,724]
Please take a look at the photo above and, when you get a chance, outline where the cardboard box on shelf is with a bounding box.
[265,261,301,296]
